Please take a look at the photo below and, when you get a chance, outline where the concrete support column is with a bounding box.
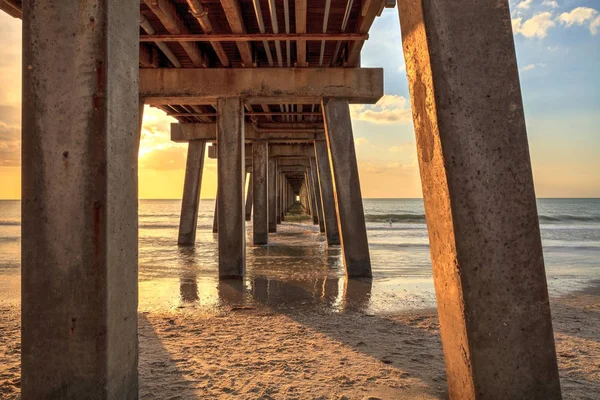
[245,172,253,221]
[310,158,325,232]
[315,141,340,245]
[268,158,278,233]
[217,97,245,278]
[276,169,282,224]
[280,173,286,221]
[322,98,371,278]
[397,1,560,398]
[178,141,206,245]
[252,141,269,244]
[308,167,319,225]
[212,192,218,233]
[21,1,139,398]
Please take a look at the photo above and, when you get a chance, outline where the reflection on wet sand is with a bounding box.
[186,275,374,313]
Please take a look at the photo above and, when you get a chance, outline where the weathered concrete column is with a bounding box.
[308,166,319,225]
[217,97,245,278]
[315,141,340,245]
[245,172,253,221]
[322,98,371,278]
[276,169,282,224]
[280,173,286,221]
[281,176,286,221]
[268,158,278,233]
[212,192,218,233]
[398,1,561,398]
[178,141,206,245]
[21,1,139,398]
[253,141,269,244]
[310,158,325,232]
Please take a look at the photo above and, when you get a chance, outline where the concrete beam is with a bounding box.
[398,1,560,398]
[172,122,325,142]
[208,143,315,159]
[140,68,383,104]
[21,1,139,397]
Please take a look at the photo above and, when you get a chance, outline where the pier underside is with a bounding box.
[5,0,562,398]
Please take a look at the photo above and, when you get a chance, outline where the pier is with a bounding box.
[3,0,562,398]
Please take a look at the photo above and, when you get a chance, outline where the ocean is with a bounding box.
[1,198,599,314]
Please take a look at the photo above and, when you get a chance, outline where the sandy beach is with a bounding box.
[1,278,598,399]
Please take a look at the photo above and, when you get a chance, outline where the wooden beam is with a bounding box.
[140,68,384,104]
[220,0,254,67]
[171,123,325,142]
[140,44,159,68]
[143,0,207,67]
[346,0,385,66]
[296,0,309,65]
[167,111,322,117]
[0,0,21,19]
[140,33,369,42]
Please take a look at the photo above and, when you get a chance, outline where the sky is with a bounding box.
[0,0,598,199]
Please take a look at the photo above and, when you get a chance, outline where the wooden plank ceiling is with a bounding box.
[1,0,392,125]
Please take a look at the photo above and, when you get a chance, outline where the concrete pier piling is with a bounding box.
[245,171,253,221]
[268,158,278,233]
[322,98,372,278]
[310,158,325,233]
[315,141,340,245]
[217,97,246,279]
[178,140,206,245]
[398,0,561,398]
[253,141,269,245]
[21,1,140,398]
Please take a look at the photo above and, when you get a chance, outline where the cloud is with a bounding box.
[139,105,187,171]
[389,143,416,153]
[0,121,20,167]
[355,137,369,146]
[542,0,558,8]
[592,16,600,35]
[350,95,412,124]
[512,12,556,38]
[139,144,187,171]
[557,7,598,27]
[521,63,546,72]
[517,0,533,10]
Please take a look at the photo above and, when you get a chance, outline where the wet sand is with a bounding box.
[1,279,599,399]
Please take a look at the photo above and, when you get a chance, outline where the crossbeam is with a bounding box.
[171,123,324,142]
[140,33,369,42]
[208,144,315,159]
[140,68,383,105]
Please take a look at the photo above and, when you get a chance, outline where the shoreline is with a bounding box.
[1,280,598,399]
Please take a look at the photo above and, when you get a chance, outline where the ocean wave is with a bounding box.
[364,213,600,224]
[365,214,426,223]
[539,215,600,223]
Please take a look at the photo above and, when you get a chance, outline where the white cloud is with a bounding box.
[517,0,533,10]
[350,95,412,124]
[521,63,546,72]
[542,0,558,8]
[591,16,600,35]
[557,7,598,27]
[512,12,556,38]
